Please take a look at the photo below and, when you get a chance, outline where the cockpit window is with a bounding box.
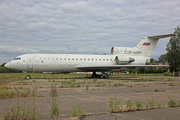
[13,57,21,60]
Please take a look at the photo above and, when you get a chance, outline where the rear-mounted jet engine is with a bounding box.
[115,56,135,65]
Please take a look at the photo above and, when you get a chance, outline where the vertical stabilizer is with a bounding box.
[111,34,174,58]
[135,34,174,57]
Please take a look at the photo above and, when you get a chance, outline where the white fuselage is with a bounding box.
[7,54,147,73]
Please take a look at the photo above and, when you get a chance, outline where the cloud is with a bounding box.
[0,0,180,64]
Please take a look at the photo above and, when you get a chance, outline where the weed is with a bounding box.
[4,100,39,120]
[118,81,123,86]
[148,98,155,108]
[85,85,89,90]
[76,85,80,87]
[0,85,16,99]
[52,79,56,82]
[78,105,84,115]
[168,97,177,107]
[70,104,85,116]
[95,84,100,87]
[143,79,147,82]
[50,84,60,118]
[70,83,75,87]
[156,101,162,108]
[136,100,144,110]
[51,97,60,118]
[113,83,117,86]
[72,104,78,116]
[50,84,57,97]
[31,98,39,119]
[126,100,134,111]
[94,108,97,114]
[102,82,106,86]
[169,82,175,87]
[108,98,121,113]
[177,100,180,107]
[149,79,153,81]
[93,78,97,83]
[154,89,165,92]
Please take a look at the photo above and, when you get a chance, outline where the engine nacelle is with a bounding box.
[115,56,135,65]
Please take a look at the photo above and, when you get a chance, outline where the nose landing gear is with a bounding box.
[24,72,31,79]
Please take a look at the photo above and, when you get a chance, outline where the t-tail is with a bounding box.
[111,34,174,57]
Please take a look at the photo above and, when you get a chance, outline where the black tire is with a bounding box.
[25,75,31,79]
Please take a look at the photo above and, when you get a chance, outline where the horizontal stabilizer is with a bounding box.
[146,34,174,39]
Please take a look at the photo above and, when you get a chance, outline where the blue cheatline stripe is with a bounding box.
[119,61,129,62]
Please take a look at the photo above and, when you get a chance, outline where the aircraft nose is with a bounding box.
[5,62,11,69]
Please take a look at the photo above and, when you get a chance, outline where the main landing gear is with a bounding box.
[91,71,109,79]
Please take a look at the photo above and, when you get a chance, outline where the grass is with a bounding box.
[69,104,85,116]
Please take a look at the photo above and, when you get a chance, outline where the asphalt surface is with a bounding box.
[0,75,180,120]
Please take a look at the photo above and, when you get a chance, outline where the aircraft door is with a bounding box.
[27,59,33,70]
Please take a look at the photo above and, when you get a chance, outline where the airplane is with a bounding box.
[5,34,173,79]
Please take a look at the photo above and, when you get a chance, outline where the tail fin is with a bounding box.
[135,34,174,57]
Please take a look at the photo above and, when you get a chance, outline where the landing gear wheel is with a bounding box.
[25,75,31,80]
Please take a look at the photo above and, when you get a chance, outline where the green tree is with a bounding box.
[166,26,180,74]
[158,54,168,64]
[150,58,159,64]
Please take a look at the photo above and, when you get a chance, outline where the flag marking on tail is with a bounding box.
[142,42,151,46]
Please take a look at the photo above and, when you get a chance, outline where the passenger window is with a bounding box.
[64,58,66,60]
[76,58,78,60]
[56,58,58,60]
[68,58,70,60]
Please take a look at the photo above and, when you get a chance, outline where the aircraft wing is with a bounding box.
[75,64,169,71]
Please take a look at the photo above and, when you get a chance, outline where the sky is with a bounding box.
[0,0,179,64]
